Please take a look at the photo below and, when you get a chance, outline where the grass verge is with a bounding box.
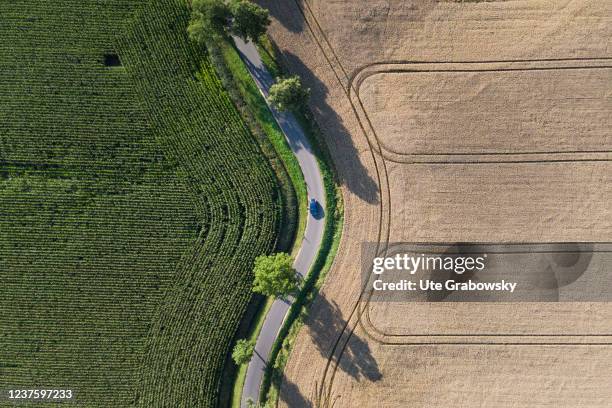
[254,35,345,407]
[230,295,275,407]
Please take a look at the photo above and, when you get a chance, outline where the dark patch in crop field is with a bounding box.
[103,53,121,67]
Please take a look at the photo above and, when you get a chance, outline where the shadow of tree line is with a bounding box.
[279,295,382,407]
[256,0,380,205]
[252,0,382,406]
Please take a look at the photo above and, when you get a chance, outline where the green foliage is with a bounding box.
[230,0,270,41]
[232,339,256,365]
[187,0,271,43]
[268,76,311,112]
[246,398,272,408]
[188,0,231,43]
[252,253,299,299]
[0,1,282,407]
[187,15,208,44]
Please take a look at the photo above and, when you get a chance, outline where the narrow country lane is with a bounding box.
[232,36,326,407]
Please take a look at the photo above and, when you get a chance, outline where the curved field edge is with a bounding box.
[117,1,285,407]
[203,35,306,407]
[0,1,285,408]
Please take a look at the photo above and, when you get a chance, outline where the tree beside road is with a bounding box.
[252,253,300,299]
[268,76,311,113]
[232,338,256,365]
[188,0,270,43]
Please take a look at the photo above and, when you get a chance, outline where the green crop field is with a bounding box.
[0,0,283,406]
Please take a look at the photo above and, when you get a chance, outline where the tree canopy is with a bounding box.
[232,338,255,365]
[230,0,271,42]
[268,76,311,112]
[187,0,271,43]
[188,0,231,43]
[252,252,300,299]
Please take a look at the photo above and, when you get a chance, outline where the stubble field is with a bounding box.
[258,0,612,406]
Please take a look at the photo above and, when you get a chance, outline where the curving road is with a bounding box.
[232,36,326,407]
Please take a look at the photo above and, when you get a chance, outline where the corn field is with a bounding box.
[0,0,282,406]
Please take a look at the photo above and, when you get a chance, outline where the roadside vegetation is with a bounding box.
[268,76,311,113]
[230,252,300,374]
[183,2,343,407]
[0,1,288,407]
[184,3,309,405]
[255,35,345,408]
[232,339,256,365]
[261,146,343,407]
[252,253,301,299]
[188,0,270,43]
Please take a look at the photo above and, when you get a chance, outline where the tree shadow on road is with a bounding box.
[254,1,380,204]
[280,50,380,204]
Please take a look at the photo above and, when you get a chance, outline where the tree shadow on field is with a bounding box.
[280,49,380,204]
[257,0,306,34]
[308,295,382,382]
[279,374,313,408]
[256,1,380,204]
[260,0,441,35]
[278,295,382,407]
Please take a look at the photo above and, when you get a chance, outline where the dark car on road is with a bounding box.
[309,198,321,218]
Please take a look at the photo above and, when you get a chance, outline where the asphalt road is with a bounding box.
[232,36,326,407]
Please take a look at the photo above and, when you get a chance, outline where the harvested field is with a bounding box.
[325,341,612,407]
[360,64,612,156]
[306,0,611,73]
[259,0,612,406]
[388,162,612,242]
